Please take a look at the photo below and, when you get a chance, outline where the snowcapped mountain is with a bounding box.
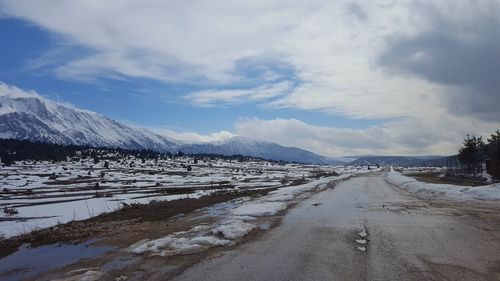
[0,83,344,164]
[0,83,179,152]
[179,136,342,164]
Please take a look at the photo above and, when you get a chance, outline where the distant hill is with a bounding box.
[179,136,344,165]
[347,155,447,167]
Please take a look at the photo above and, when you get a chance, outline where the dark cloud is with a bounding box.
[346,2,367,20]
[378,2,500,121]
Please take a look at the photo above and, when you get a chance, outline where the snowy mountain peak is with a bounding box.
[0,82,340,164]
[0,82,41,99]
[0,83,178,151]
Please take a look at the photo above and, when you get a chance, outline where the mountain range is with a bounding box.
[0,85,341,164]
[180,137,339,164]
[0,85,446,166]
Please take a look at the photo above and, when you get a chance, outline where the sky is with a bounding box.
[0,0,499,157]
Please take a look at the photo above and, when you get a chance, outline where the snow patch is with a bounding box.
[53,268,106,281]
[212,219,256,240]
[355,239,367,245]
[127,233,230,257]
[231,202,287,217]
[386,167,500,201]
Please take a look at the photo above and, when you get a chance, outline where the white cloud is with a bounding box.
[0,82,40,98]
[185,81,293,107]
[149,128,237,144]
[0,0,311,83]
[0,0,451,118]
[1,0,499,155]
[235,117,500,157]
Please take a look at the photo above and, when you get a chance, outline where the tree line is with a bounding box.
[0,138,285,165]
[457,130,500,169]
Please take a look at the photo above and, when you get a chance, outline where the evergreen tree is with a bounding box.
[486,130,500,160]
[458,135,485,176]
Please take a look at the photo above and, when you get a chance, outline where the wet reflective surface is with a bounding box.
[173,174,500,281]
[0,239,113,281]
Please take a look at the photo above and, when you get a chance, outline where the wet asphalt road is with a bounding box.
[173,173,500,281]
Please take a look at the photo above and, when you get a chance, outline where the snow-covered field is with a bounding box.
[0,154,379,238]
[399,166,445,175]
[385,167,500,201]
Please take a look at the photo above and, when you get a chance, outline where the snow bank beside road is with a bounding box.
[128,225,231,257]
[385,167,500,201]
[231,202,287,217]
[128,174,351,256]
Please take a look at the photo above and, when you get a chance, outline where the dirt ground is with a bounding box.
[16,181,338,281]
[0,188,276,259]
[27,190,289,281]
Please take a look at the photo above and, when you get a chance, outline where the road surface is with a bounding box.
[173,173,500,281]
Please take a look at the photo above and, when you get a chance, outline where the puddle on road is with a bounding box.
[0,239,114,281]
[258,221,272,230]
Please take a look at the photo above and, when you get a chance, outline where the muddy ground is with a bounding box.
[0,188,276,259]
[20,186,296,281]
[6,178,329,281]
[3,172,499,281]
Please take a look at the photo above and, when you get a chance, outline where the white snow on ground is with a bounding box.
[128,228,231,257]
[386,167,500,201]
[0,190,212,238]
[1,155,347,238]
[127,174,352,256]
[482,171,494,183]
[358,230,367,237]
[212,219,256,240]
[231,202,287,217]
[400,166,445,175]
[53,268,106,281]
[3,151,380,259]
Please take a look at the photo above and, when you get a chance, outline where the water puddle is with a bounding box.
[0,239,113,281]
[258,221,272,230]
